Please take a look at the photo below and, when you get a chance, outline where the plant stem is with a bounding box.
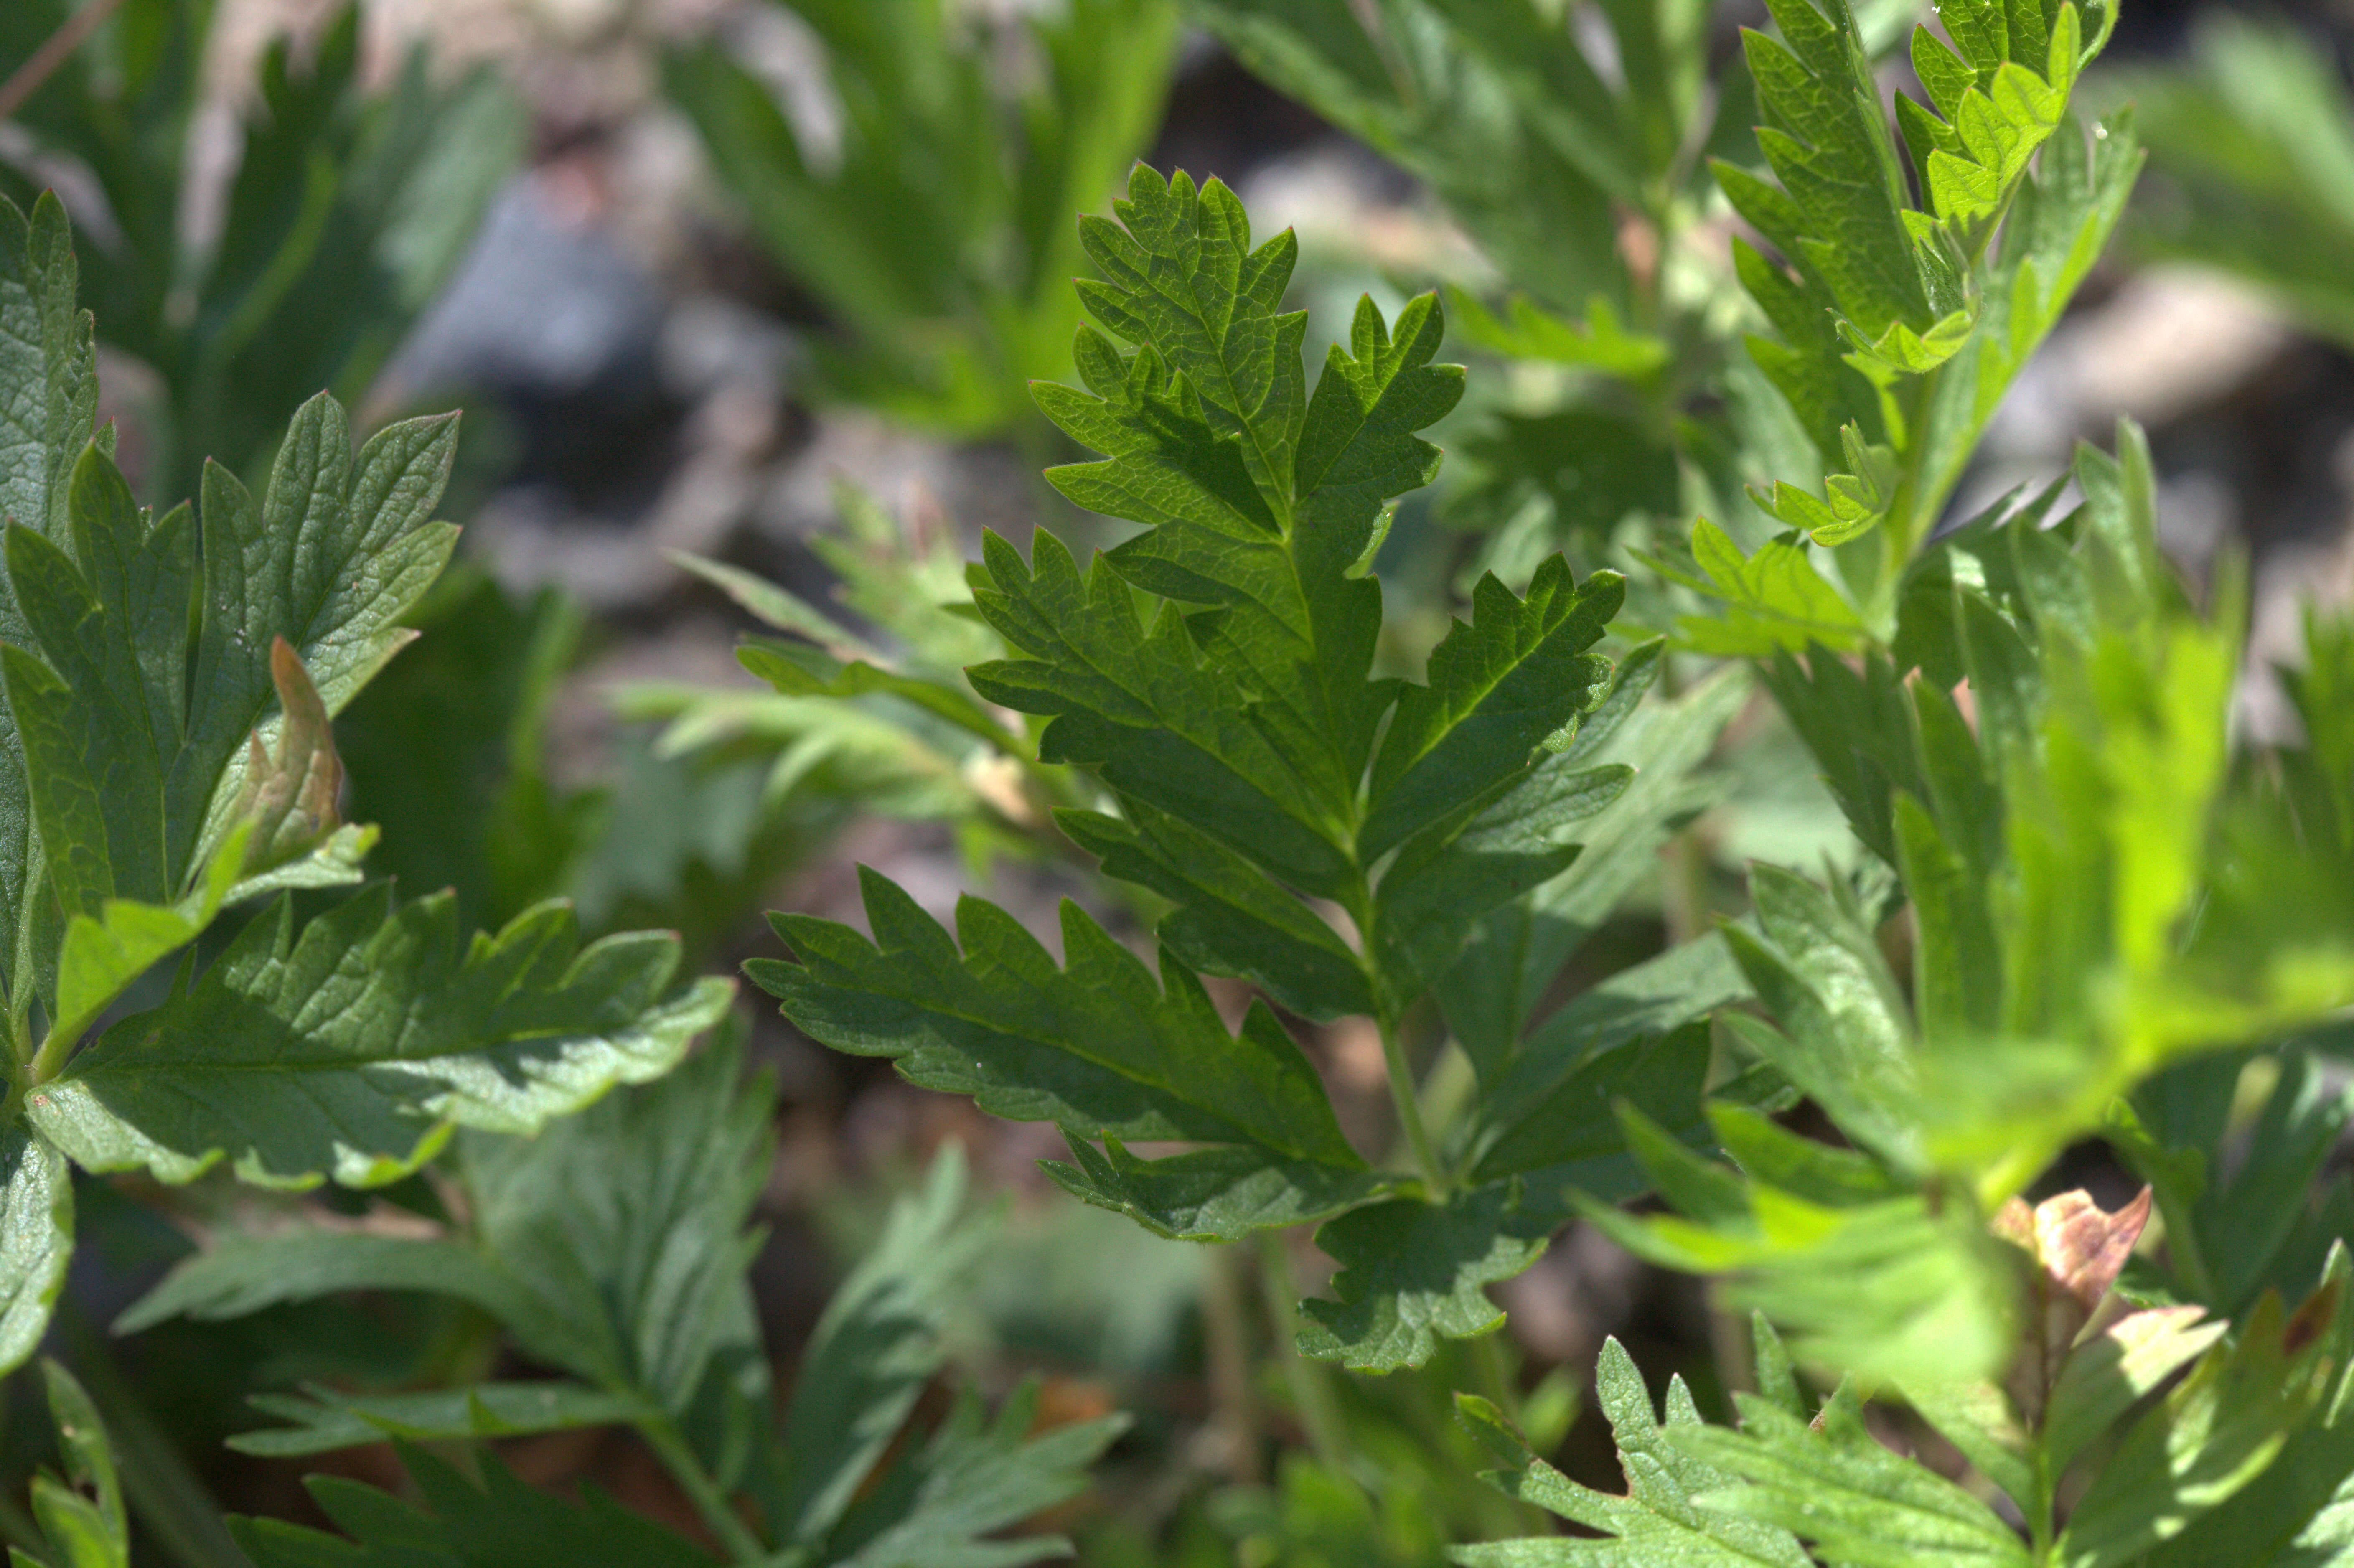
[1470,1328,1520,1429]
[1254,1230,1353,1480]
[637,1411,768,1564]
[1202,1241,1263,1484]
[0,0,124,123]
[1376,1010,1448,1202]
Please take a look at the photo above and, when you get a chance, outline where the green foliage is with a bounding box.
[666,0,1180,435]
[752,165,1747,1372]
[2102,14,2354,351]
[10,1362,127,1568]
[131,1053,1123,1568]
[0,190,728,1379]
[0,0,522,503]
[1709,0,2135,597]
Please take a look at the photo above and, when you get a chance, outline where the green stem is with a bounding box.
[1471,1329,1520,1429]
[1202,1242,1263,1484]
[27,1024,77,1089]
[636,1412,768,1564]
[1376,1009,1448,1201]
[1255,1230,1353,1481]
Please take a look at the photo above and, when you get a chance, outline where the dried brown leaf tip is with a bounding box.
[1993,1186,2153,1411]
[233,636,346,874]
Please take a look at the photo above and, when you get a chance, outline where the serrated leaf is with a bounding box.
[0,191,98,1005]
[1474,933,1753,1184]
[1444,287,1673,379]
[1643,518,1866,657]
[1044,1134,1393,1243]
[827,1385,1126,1568]
[1296,1187,1549,1372]
[1056,802,1373,1022]
[773,1144,990,1546]
[1452,1334,1812,1567]
[2059,1279,2345,1568]
[231,1445,716,1568]
[27,890,732,1187]
[227,1382,646,1457]
[458,1027,771,1414]
[1721,864,1919,1165]
[1370,756,1632,1004]
[113,1228,534,1338]
[1361,559,1624,859]
[754,867,1361,1167]
[1675,1388,2031,1567]
[1469,1023,1718,1207]
[1077,165,1305,509]
[186,398,461,874]
[0,1129,70,1380]
[1439,653,1744,1086]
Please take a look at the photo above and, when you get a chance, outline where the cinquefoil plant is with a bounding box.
[747,160,1753,1373]
[0,188,729,1382]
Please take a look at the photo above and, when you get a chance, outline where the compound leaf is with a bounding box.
[27,891,732,1189]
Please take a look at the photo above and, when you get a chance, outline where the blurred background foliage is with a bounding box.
[8,0,2354,1561]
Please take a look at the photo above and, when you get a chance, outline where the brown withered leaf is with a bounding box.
[1992,1185,2153,1423]
[232,636,345,874]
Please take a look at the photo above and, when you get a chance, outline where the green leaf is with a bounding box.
[1369,755,1632,1005]
[969,527,1356,895]
[1673,1384,2031,1567]
[458,1027,772,1411]
[1295,1187,1549,1372]
[1452,1333,1812,1567]
[1640,519,1866,657]
[1076,165,1305,508]
[1056,803,1373,1022]
[2059,1278,2346,1568]
[1467,1022,1718,1210]
[1472,933,1753,1186]
[184,399,460,868]
[1043,1134,1392,1243]
[0,191,98,1005]
[2136,1256,2354,1568]
[28,890,732,1187]
[2043,1304,2230,1474]
[231,1445,716,1568]
[226,1382,646,1457]
[752,867,1362,1168]
[1444,288,1673,380]
[1586,1106,2016,1383]
[125,1031,771,1440]
[773,1144,991,1547]
[114,1229,534,1338]
[825,1384,1126,1568]
[1439,653,1744,1086]
[19,1360,127,1568]
[1360,558,1624,860]
[0,1128,71,1378]
[1719,864,1919,1165]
